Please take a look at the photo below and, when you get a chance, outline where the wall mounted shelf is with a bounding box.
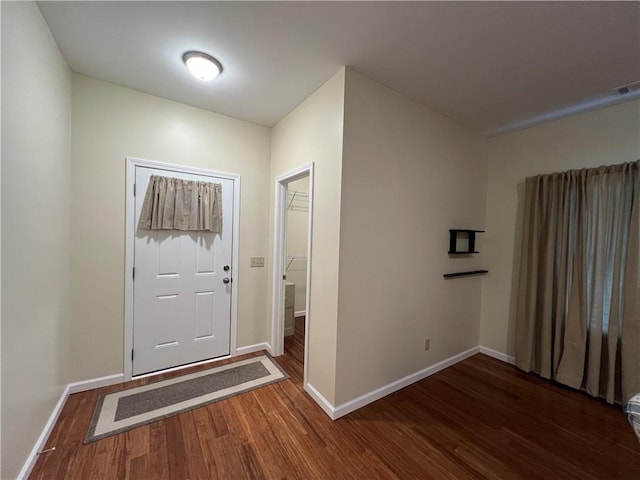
[448,229,484,254]
[445,229,487,278]
[443,269,488,279]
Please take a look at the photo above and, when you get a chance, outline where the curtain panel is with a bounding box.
[515,160,639,404]
[138,175,223,233]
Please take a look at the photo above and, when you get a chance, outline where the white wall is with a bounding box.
[270,69,345,404]
[335,69,488,405]
[1,3,72,477]
[480,99,640,357]
[70,75,271,380]
[286,176,309,313]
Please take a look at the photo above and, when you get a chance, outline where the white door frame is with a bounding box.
[271,163,314,387]
[124,157,241,381]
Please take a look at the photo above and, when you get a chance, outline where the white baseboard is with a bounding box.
[294,310,306,318]
[305,383,337,419]
[17,385,70,480]
[479,346,515,365]
[331,347,481,419]
[68,373,124,394]
[236,342,272,356]
[17,372,123,479]
[304,347,483,421]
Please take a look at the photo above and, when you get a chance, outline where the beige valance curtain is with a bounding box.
[138,175,222,233]
[515,160,639,404]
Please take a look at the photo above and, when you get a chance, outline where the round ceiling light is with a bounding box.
[182,51,223,81]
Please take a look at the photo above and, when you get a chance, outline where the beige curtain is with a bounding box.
[138,175,222,233]
[515,160,639,404]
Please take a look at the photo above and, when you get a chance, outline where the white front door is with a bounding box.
[133,166,234,376]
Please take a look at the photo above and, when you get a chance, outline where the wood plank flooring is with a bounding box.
[30,333,639,479]
[283,316,305,379]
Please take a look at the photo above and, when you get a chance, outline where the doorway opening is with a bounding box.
[271,163,313,387]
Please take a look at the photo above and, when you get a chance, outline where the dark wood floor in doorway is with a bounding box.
[283,315,305,382]
[30,347,639,478]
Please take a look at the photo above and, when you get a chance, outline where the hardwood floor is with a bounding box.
[283,316,305,381]
[30,340,639,479]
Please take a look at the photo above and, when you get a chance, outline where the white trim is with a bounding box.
[305,383,336,419]
[303,347,481,420]
[332,347,480,419]
[235,342,272,356]
[270,179,287,355]
[124,157,241,381]
[229,171,241,358]
[294,310,306,318]
[301,163,314,394]
[124,159,135,381]
[17,373,123,480]
[17,385,69,480]
[271,163,314,389]
[479,346,515,365]
[303,347,481,421]
[67,373,124,394]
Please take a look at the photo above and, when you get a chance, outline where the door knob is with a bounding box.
[223,277,231,284]
[223,265,230,271]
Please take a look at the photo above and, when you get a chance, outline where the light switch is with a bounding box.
[250,256,265,267]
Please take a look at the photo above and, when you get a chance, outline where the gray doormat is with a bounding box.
[85,354,288,443]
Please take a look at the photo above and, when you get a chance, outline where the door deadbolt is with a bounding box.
[223,265,230,271]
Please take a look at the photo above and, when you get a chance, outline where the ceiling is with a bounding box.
[38,1,640,135]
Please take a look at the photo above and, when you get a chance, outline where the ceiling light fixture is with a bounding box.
[182,51,223,81]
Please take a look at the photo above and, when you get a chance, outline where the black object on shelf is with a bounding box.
[443,269,489,279]
[448,229,485,254]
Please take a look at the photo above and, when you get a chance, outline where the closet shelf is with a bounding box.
[287,190,309,211]
[286,255,307,271]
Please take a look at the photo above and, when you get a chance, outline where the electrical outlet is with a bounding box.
[424,338,430,351]
[250,256,265,267]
